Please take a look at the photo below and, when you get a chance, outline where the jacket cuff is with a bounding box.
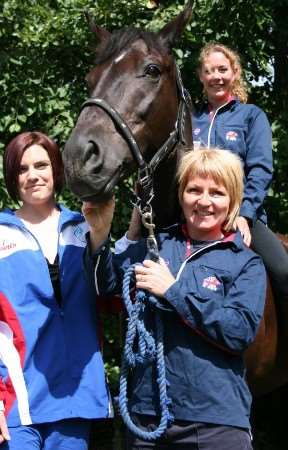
[0,400,4,412]
[114,233,138,255]
[85,232,111,259]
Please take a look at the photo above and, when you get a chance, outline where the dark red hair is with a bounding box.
[3,131,64,202]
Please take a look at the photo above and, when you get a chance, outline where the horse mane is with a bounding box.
[94,27,169,65]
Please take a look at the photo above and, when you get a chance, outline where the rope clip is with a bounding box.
[141,210,159,261]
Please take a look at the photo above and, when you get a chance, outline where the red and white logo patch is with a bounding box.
[202,276,221,291]
[225,130,238,141]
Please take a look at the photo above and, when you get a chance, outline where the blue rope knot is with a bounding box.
[119,263,174,441]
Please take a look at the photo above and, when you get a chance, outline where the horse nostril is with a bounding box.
[84,141,100,161]
[83,141,101,164]
[83,141,103,174]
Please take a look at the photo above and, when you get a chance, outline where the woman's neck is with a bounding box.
[182,223,224,242]
[16,199,59,224]
[207,94,234,113]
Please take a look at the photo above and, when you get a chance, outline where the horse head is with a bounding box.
[63,2,193,226]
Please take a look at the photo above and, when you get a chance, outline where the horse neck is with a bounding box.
[152,103,192,229]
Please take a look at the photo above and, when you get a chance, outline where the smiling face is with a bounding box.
[181,174,230,241]
[17,145,55,207]
[199,51,237,107]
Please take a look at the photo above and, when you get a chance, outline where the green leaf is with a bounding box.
[9,122,21,133]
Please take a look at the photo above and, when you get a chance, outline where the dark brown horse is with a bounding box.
[63,3,193,229]
[63,2,288,397]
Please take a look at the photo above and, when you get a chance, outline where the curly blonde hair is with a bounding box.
[197,42,248,103]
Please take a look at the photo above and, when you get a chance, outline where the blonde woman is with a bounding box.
[192,42,288,303]
[84,148,266,450]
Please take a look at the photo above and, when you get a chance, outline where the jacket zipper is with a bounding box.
[176,240,222,281]
[207,101,230,148]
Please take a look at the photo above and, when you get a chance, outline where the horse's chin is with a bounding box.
[80,190,114,203]
[78,170,120,203]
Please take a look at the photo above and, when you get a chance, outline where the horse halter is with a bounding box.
[81,64,191,260]
[81,64,191,208]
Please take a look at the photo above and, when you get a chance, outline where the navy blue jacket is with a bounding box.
[192,100,273,223]
[90,225,266,429]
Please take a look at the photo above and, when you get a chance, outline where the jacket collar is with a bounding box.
[179,222,243,253]
[198,97,239,115]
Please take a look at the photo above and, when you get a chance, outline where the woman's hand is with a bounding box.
[82,197,115,252]
[235,216,251,247]
[0,411,10,444]
[135,258,175,297]
[126,207,142,241]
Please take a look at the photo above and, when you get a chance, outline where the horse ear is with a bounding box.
[84,10,111,43]
[158,1,193,49]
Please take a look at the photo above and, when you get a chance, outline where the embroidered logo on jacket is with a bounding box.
[60,223,89,247]
[225,131,238,141]
[202,276,221,291]
[73,225,87,244]
[193,127,201,136]
[0,226,39,258]
[0,240,16,252]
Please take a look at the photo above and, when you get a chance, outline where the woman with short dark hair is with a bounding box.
[3,131,64,201]
[0,131,112,450]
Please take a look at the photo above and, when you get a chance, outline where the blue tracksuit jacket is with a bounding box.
[0,205,112,426]
[89,225,266,429]
[192,99,273,223]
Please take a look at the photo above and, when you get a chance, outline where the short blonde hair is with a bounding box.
[198,42,248,103]
[177,148,243,232]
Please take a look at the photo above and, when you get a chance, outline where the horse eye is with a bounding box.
[144,64,161,79]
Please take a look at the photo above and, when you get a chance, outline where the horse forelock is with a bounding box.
[94,27,169,65]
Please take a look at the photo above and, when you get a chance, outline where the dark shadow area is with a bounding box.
[252,384,288,449]
[89,417,125,450]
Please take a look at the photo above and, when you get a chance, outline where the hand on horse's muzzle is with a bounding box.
[82,197,115,239]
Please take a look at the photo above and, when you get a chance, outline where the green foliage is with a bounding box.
[1,0,287,406]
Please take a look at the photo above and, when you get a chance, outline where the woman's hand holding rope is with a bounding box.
[135,258,175,297]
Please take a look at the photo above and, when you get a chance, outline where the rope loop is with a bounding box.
[121,265,156,366]
[119,264,174,441]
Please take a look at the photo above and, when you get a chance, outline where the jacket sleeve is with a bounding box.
[240,108,273,222]
[83,234,147,297]
[83,234,140,315]
[83,235,119,296]
[164,254,266,354]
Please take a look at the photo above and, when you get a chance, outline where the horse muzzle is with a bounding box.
[63,133,124,201]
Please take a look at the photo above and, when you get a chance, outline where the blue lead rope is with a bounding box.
[118,264,174,441]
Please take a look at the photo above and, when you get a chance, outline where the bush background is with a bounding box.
[1,0,287,228]
[1,1,287,448]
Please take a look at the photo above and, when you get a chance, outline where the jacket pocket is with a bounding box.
[192,264,232,301]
